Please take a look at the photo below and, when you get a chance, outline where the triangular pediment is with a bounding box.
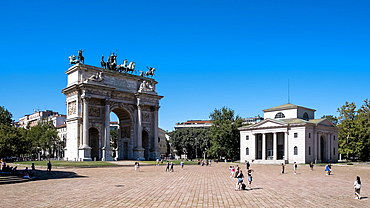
[251,118,287,128]
[315,119,337,127]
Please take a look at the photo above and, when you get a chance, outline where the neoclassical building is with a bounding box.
[62,64,163,161]
[239,104,338,164]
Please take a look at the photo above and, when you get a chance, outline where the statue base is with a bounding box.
[79,146,92,161]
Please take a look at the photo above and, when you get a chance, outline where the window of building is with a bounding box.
[309,133,311,138]
[303,112,309,120]
[334,136,335,140]
[246,147,249,155]
[309,146,311,155]
[294,133,298,138]
[246,135,249,140]
[333,148,335,155]
[275,112,285,119]
[158,137,160,143]
[294,146,298,155]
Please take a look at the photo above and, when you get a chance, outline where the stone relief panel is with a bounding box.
[111,91,135,101]
[105,76,136,91]
[142,112,150,123]
[68,101,77,116]
[89,106,101,117]
[121,126,131,138]
[85,89,110,97]
[89,98,103,106]
[140,97,157,104]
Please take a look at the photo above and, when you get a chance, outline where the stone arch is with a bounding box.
[110,105,134,160]
[89,127,100,161]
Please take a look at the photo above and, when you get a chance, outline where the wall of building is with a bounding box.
[288,126,306,164]
[264,109,297,119]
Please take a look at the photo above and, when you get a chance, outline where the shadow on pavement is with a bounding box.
[0,170,86,185]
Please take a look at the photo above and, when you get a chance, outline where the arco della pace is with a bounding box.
[63,51,163,161]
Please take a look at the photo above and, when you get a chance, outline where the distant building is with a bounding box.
[18,110,66,128]
[243,115,264,124]
[239,103,338,164]
[158,128,170,158]
[175,120,212,129]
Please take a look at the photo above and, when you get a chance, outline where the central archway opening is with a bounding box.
[110,107,132,160]
[89,127,100,161]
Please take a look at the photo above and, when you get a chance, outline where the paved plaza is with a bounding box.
[1,162,369,207]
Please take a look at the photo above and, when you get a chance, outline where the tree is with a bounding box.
[208,107,243,160]
[0,106,13,126]
[28,119,58,158]
[357,99,370,160]
[169,127,210,159]
[110,129,118,149]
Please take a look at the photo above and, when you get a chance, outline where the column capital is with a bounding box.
[81,96,91,103]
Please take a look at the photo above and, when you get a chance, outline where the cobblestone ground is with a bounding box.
[1,162,369,207]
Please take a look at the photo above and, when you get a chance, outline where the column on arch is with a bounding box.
[262,133,266,160]
[104,99,111,149]
[137,102,143,149]
[313,130,317,162]
[153,106,160,152]
[273,132,277,160]
[82,96,90,148]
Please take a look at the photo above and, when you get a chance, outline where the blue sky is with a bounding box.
[1,1,369,131]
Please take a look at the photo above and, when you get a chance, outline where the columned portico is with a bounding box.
[239,103,338,164]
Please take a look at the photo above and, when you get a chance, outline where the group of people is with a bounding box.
[165,161,174,172]
[197,159,212,166]
[280,162,333,175]
[233,162,254,191]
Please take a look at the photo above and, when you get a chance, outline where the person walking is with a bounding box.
[170,162,174,172]
[230,166,235,178]
[134,162,138,172]
[353,176,362,199]
[309,162,314,171]
[180,160,184,170]
[165,161,170,172]
[294,162,297,174]
[325,163,332,175]
[47,160,52,172]
[235,165,240,178]
[156,158,159,166]
[209,159,212,167]
[246,161,250,170]
[235,170,244,191]
[281,163,285,174]
[247,169,254,189]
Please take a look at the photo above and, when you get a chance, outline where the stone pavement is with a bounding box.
[1,162,369,207]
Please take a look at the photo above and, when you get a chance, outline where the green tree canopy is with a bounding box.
[208,107,243,160]
[321,115,338,125]
[337,99,370,160]
[169,127,210,159]
[0,106,13,126]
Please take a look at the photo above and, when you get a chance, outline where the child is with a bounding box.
[294,162,297,174]
[281,163,285,174]
[353,176,362,199]
[230,166,235,178]
[309,162,314,171]
[247,169,254,189]
[235,170,244,191]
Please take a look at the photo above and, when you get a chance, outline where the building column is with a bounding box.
[313,130,317,162]
[273,132,277,160]
[134,96,145,160]
[284,132,288,163]
[152,106,160,159]
[262,133,266,160]
[102,99,113,161]
[327,133,331,162]
[79,96,91,161]
[317,132,321,161]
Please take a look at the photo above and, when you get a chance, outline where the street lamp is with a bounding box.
[195,138,197,159]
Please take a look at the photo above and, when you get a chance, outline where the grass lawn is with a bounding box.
[13,161,118,167]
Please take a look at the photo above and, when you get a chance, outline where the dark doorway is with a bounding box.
[255,134,262,159]
[142,131,150,160]
[89,128,100,161]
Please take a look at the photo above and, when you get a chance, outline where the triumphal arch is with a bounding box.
[62,52,163,161]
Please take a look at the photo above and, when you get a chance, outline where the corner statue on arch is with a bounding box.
[63,50,163,161]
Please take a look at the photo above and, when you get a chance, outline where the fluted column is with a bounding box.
[102,99,113,161]
[82,96,90,148]
[153,106,159,153]
[262,133,266,160]
[273,132,277,160]
[137,103,143,148]
[327,133,331,162]
[313,131,317,162]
